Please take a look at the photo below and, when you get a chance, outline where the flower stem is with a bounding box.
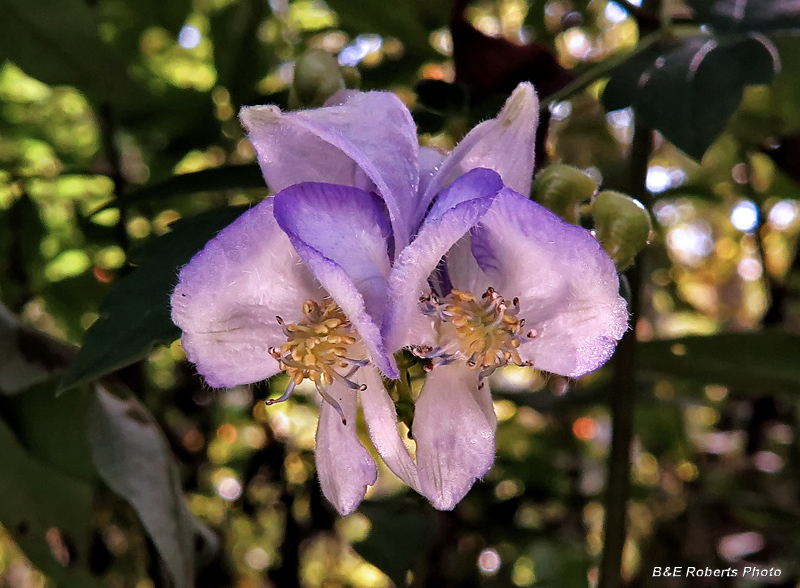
[597,117,652,588]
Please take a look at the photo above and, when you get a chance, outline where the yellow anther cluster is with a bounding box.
[270,299,359,388]
[420,288,528,377]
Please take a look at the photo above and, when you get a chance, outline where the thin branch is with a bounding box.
[597,117,653,588]
[99,104,129,252]
[540,31,666,111]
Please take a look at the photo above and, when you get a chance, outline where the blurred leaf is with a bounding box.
[0,304,57,394]
[0,0,142,108]
[602,35,778,159]
[61,206,247,391]
[95,164,265,213]
[452,5,574,101]
[87,387,211,588]
[687,0,800,33]
[323,0,441,59]
[638,331,800,393]
[137,0,191,34]
[0,193,47,309]
[210,0,269,107]
[0,416,102,587]
[1,383,96,482]
[354,498,436,586]
[527,539,590,588]
[635,404,689,457]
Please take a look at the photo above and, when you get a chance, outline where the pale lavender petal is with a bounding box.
[315,382,378,516]
[383,168,504,352]
[459,188,628,378]
[423,83,539,204]
[274,183,397,378]
[171,200,323,388]
[240,92,420,247]
[413,363,495,510]
[358,365,420,491]
[470,376,497,434]
[415,146,446,228]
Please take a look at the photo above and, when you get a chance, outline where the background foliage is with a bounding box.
[2,0,800,586]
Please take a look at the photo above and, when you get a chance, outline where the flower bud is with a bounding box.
[290,49,346,109]
[531,164,597,224]
[592,190,652,270]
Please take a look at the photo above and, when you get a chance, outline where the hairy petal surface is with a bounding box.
[240,92,420,247]
[415,146,446,228]
[424,83,539,203]
[315,379,378,516]
[460,188,629,377]
[412,363,495,510]
[383,169,504,352]
[171,200,322,388]
[358,365,421,491]
[274,182,396,378]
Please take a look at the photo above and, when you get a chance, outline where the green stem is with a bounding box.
[99,104,129,253]
[539,31,666,112]
[597,117,652,588]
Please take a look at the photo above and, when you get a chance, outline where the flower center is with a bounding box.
[416,288,534,378]
[268,298,367,424]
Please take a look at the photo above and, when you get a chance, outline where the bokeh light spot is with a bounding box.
[730,200,758,232]
[478,548,501,575]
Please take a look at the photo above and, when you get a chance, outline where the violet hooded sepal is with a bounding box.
[382,167,506,353]
[273,182,398,379]
[240,91,421,248]
[421,82,539,207]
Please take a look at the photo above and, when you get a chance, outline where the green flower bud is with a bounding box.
[531,164,597,224]
[592,190,652,271]
[290,49,345,109]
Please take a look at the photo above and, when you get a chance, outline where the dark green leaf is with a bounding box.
[601,41,672,112]
[412,108,447,134]
[638,330,800,393]
[602,35,779,159]
[0,0,142,107]
[94,164,265,214]
[1,383,96,482]
[87,387,213,588]
[0,416,102,588]
[354,497,436,586]
[60,206,247,391]
[687,0,800,33]
[414,80,468,114]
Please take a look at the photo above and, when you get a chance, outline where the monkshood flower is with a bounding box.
[383,145,628,508]
[171,91,427,516]
[170,82,625,515]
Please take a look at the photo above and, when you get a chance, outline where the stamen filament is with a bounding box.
[415,287,533,379]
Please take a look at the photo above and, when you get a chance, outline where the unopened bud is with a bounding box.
[531,164,597,224]
[290,49,345,109]
[592,190,652,270]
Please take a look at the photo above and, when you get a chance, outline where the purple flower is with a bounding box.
[171,91,424,515]
[170,83,627,515]
[382,93,629,510]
